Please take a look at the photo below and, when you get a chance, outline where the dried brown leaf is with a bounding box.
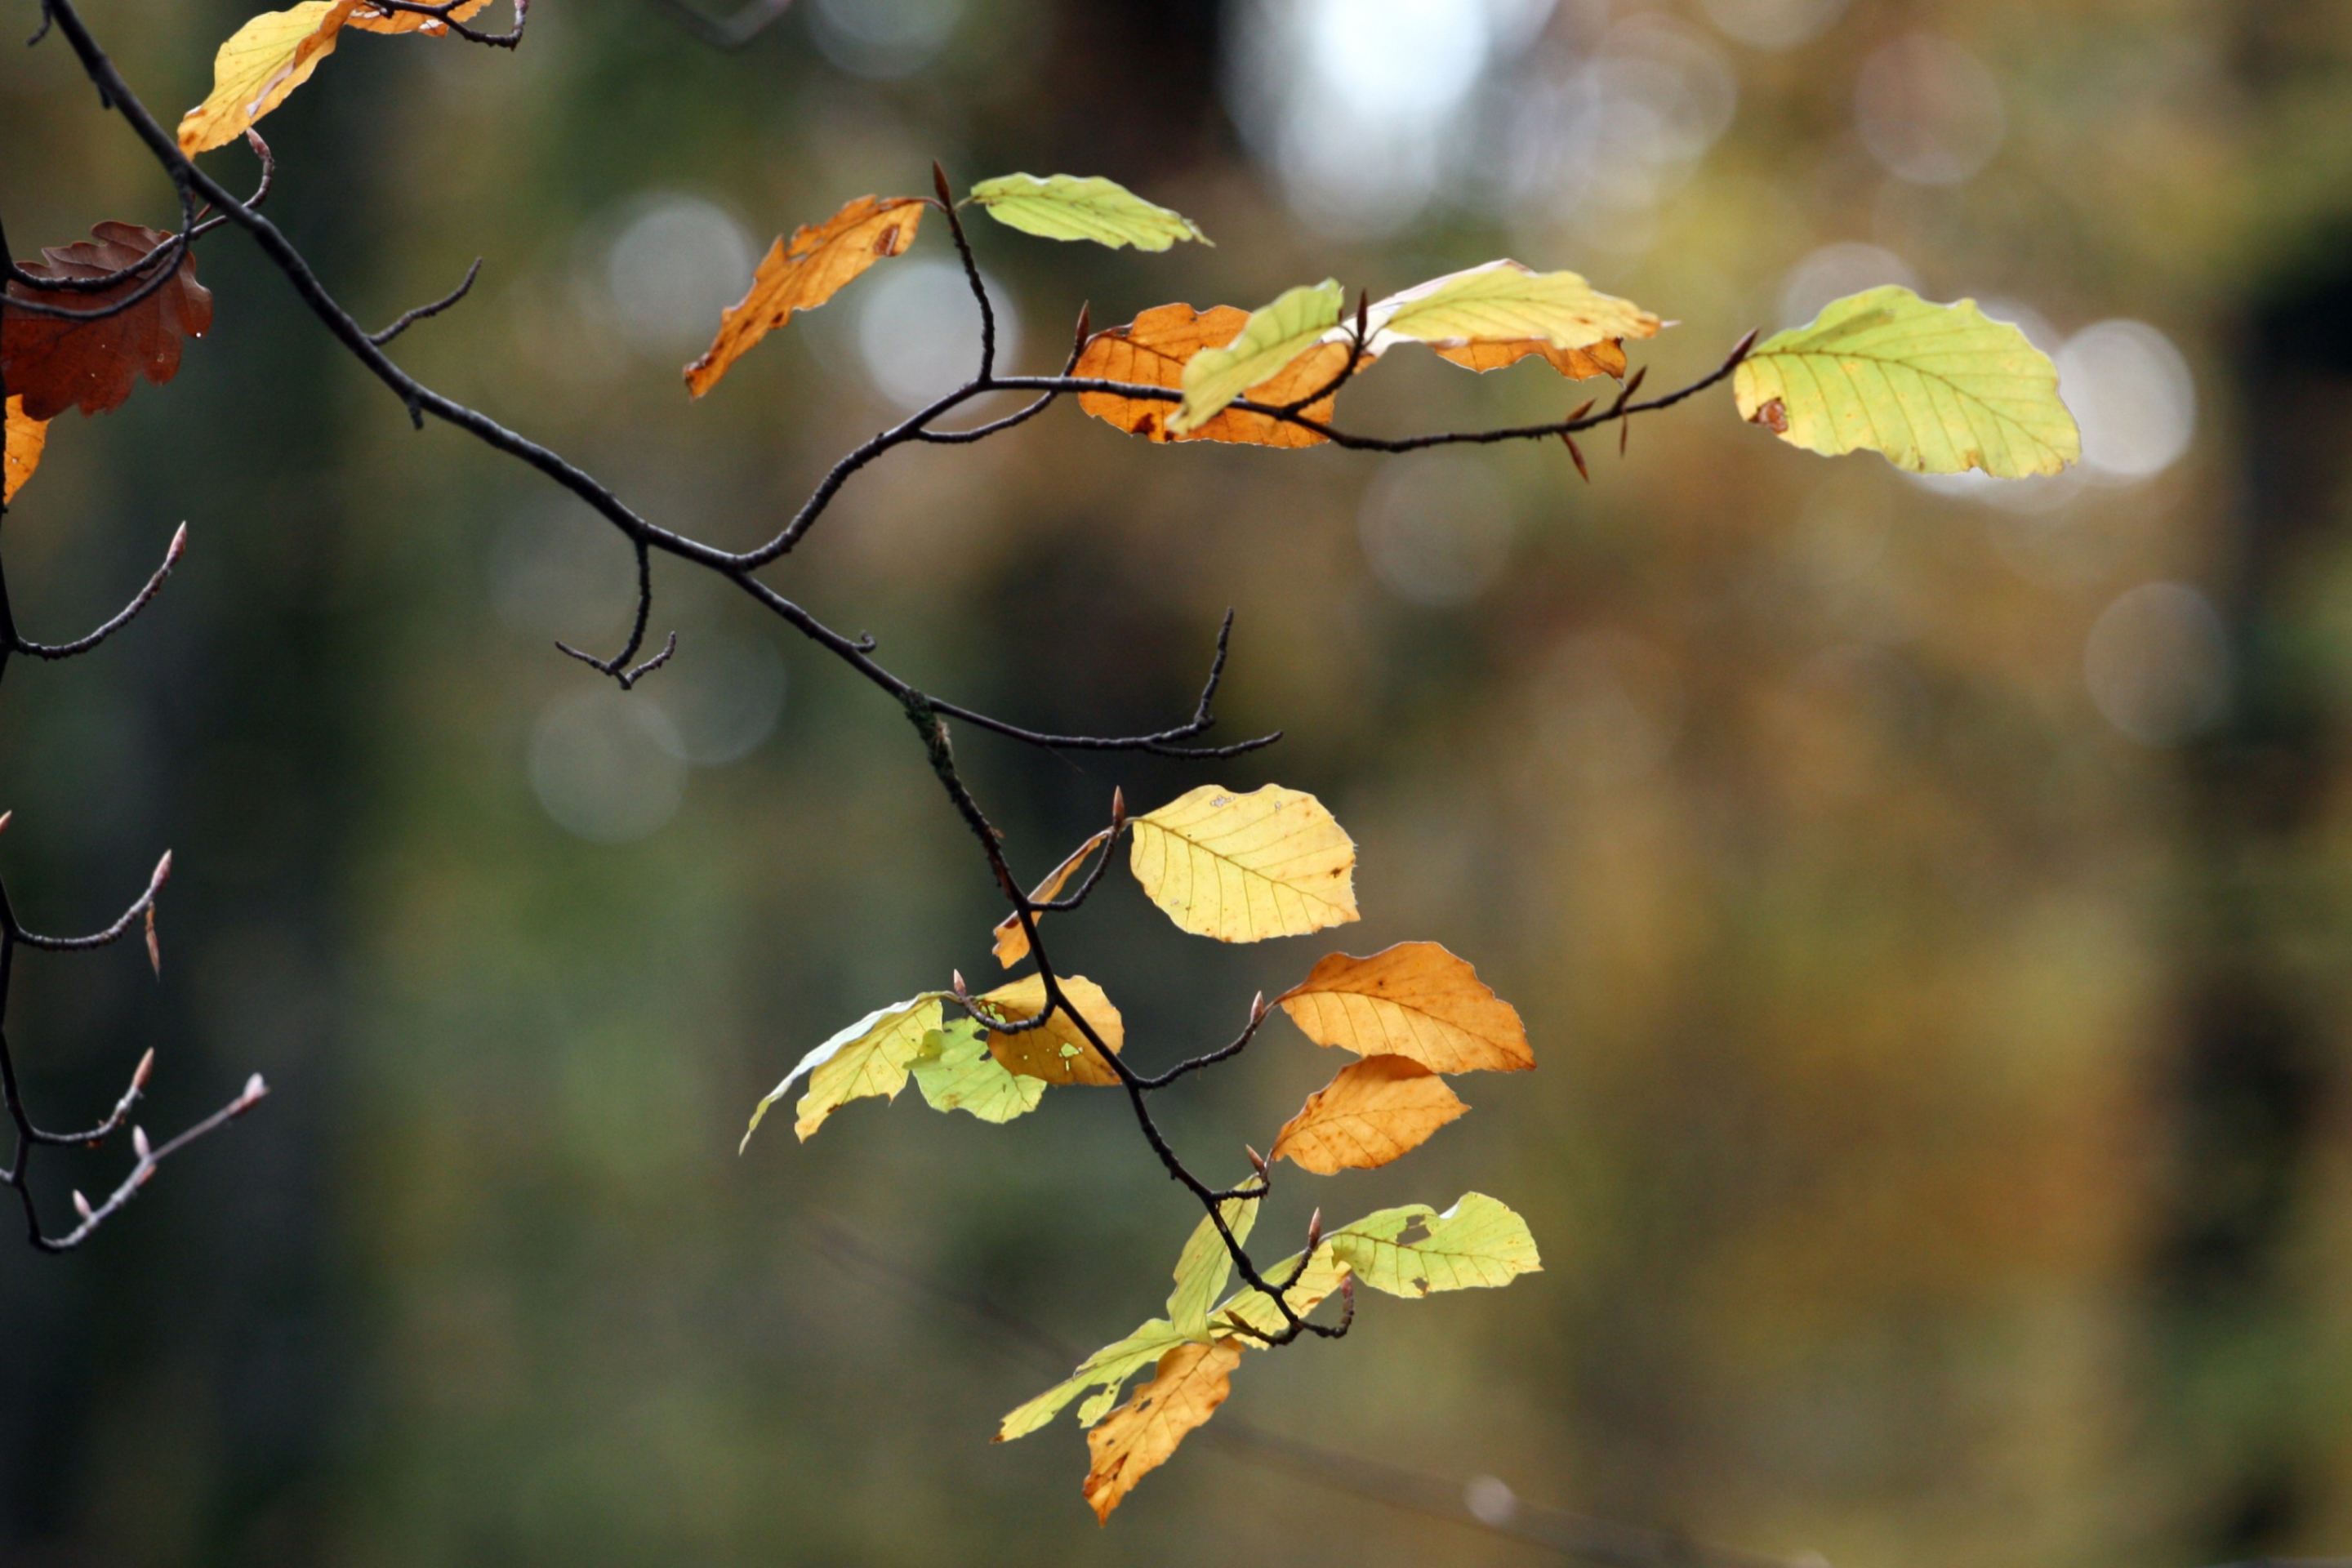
[684,195,925,398]
[1271,1055,1469,1174]
[1075,303,1345,448]
[2,224,214,421]
[977,973,1125,1086]
[1277,941,1534,1074]
[1082,1339,1241,1523]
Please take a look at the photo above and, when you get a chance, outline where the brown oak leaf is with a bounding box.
[2,224,213,421]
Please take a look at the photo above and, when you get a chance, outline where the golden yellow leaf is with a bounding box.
[992,828,1111,969]
[1208,1244,1348,1343]
[1167,1194,1259,1341]
[1128,784,1357,943]
[3,397,47,505]
[997,1318,1189,1442]
[684,195,925,398]
[1277,942,1533,1073]
[1270,1056,1469,1174]
[1169,280,1343,434]
[1075,304,1345,448]
[178,1,360,154]
[1432,337,1628,380]
[1082,1339,1241,1523]
[976,973,1124,1085]
[739,991,947,1149]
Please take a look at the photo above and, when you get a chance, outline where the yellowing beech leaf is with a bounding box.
[997,1317,1187,1441]
[968,173,1209,252]
[3,397,46,505]
[1167,1194,1260,1342]
[1734,286,2079,479]
[740,991,946,1149]
[1169,280,1344,435]
[1083,1340,1241,1523]
[1209,1245,1349,1343]
[684,196,925,398]
[1432,337,1628,381]
[1129,784,1357,942]
[1076,304,1344,448]
[1361,260,1660,370]
[1271,1056,1469,1174]
[344,0,492,35]
[992,829,1111,969]
[909,1020,1046,1124]
[1326,1192,1541,1297]
[1277,941,1532,1072]
[976,974,1124,1085]
[178,1,359,154]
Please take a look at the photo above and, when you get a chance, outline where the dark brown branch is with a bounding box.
[14,522,185,660]
[368,257,480,345]
[13,849,171,952]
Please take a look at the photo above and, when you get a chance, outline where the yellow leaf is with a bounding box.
[740,991,947,1149]
[992,828,1111,969]
[1169,280,1343,434]
[3,397,47,505]
[1271,1056,1469,1174]
[1128,784,1357,943]
[684,195,925,398]
[1082,1340,1241,1523]
[1207,1244,1349,1343]
[1075,304,1345,448]
[178,1,359,154]
[1166,1194,1260,1341]
[1325,1192,1542,1297]
[1277,941,1532,1072]
[1365,259,1660,363]
[996,1317,1189,1442]
[976,973,1124,1085]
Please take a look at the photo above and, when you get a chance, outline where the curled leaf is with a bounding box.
[345,0,493,34]
[1129,784,1357,943]
[3,224,214,421]
[178,0,359,154]
[1083,1339,1241,1522]
[3,397,47,504]
[1076,304,1345,448]
[968,173,1209,252]
[1167,1194,1260,1341]
[741,991,947,1148]
[1325,1192,1541,1297]
[993,828,1111,969]
[1732,286,2079,478]
[1271,1056,1468,1174]
[975,973,1124,1085]
[1276,941,1532,1073]
[908,1019,1047,1123]
[1360,260,1659,369]
[684,196,926,398]
[1169,280,1344,434]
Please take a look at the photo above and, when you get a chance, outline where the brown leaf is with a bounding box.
[345,0,492,34]
[1749,395,1789,434]
[2,225,213,421]
[978,973,1125,1085]
[3,397,47,504]
[684,195,925,398]
[1075,303,1346,448]
[1277,942,1534,1074]
[1082,1339,1241,1523]
[1271,1055,1469,1174]
[1433,337,1629,380]
[993,829,1111,969]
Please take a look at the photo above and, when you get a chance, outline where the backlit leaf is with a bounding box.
[992,828,1111,969]
[1208,1244,1349,1343]
[1431,337,1628,380]
[1169,280,1344,435]
[684,196,926,398]
[740,991,947,1149]
[1167,1193,1260,1342]
[1733,286,2079,478]
[1325,1192,1541,1298]
[1271,1056,1469,1174]
[976,973,1124,1085]
[1363,260,1660,375]
[3,224,214,421]
[968,173,1209,252]
[1076,304,1344,448]
[1083,1340,1241,1522]
[345,0,493,35]
[178,0,346,153]
[997,1317,1188,1441]
[1129,784,1357,942]
[1276,941,1532,1073]
[909,1019,1046,1123]
[3,397,46,504]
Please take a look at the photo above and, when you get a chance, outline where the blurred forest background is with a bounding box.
[6,0,2352,1562]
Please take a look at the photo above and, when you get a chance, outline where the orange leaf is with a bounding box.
[1075,303,1346,448]
[993,828,1111,969]
[977,973,1125,1085]
[1082,1339,1241,1523]
[3,397,47,505]
[345,0,492,34]
[1277,942,1534,1074]
[1432,336,1628,380]
[684,196,925,398]
[2,224,214,421]
[1270,1056,1469,1174]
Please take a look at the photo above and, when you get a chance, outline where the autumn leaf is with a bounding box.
[345,0,493,36]
[1733,286,2079,478]
[1207,1243,1349,1343]
[1082,1339,1241,1522]
[1325,1192,1541,1297]
[1075,304,1346,449]
[992,828,1111,969]
[908,1019,1047,1123]
[2,224,214,421]
[1364,260,1660,372]
[1128,784,1357,942]
[1271,1056,1468,1174]
[3,398,46,505]
[1276,942,1532,1073]
[968,173,1209,252]
[684,195,925,398]
[740,991,947,1148]
[975,973,1124,1085]
[1431,337,1629,380]
[177,0,355,154]
[998,1317,1189,1441]
[1169,280,1344,435]
[1167,1193,1260,1341]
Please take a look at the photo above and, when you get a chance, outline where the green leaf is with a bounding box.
[1325,1192,1542,1298]
[1169,280,1344,435]
[968,172,1210,252]
[1167,1193,1261,1342]
[909,1019,1047,1124]
[1734,286,2079,479]
[1368,259,1659,352]
[997,1317,1189,1441]
[741,991,947,1151]
[1205,1244,1349,1343]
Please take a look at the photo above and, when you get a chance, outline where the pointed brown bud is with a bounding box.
[952,969,968,996]
[0,810,11,835]
[1355,287,1370,343]
[131,1125,151,1162]
[145,906,160,978]
[1562,433,1589,483]
[74,1190,94,1222]
[167,522,189,564]
[131,1048,155,1091]
[1304,1208,1323,1252]
[1250,990,1268,1022]
[1245,1144,1268,1176]
[1111,786,1125,829]
[932,161,955,207]
[153,849,174,888]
